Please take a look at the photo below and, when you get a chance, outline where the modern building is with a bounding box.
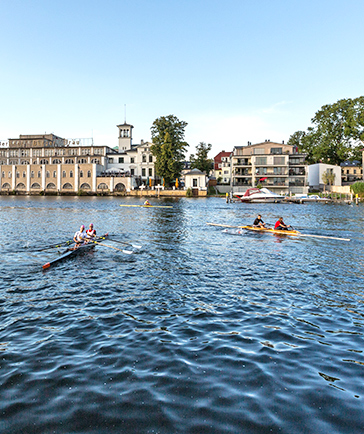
[307,163,342,190]
[230,140,307,195]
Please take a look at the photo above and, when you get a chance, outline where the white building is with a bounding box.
[307,163,342,190]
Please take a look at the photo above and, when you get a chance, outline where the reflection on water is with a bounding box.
[0,196,364,433]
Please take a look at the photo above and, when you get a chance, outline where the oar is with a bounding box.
[295,233,351,242]
[32,239,74,252]
[108,238,142,249]
[90,240,133,254]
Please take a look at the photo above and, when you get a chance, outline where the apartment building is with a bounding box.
[231,140,307,195]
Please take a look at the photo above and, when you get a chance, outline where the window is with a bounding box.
[255,157,267,165]
[109,158,114,163]
[46,171,50,178]
[149,155,153,162]
[354,169,357,174]
[131,169,134,176]
[53,171,56,178]
[23,171,26,178]
[193,178,198,187]
[8,172,11,178]
[271,148,282,154]
[119,157,124,164]
[142,168,146,177]
[253,148,265,155]
[273,157,285,165]
[63,171,66,178]
[87,170,91,177]
[65,159,74,164]
[149,168,152,177]
[130,158,135,164]
[142,155,146,163]
[16,172,20,178]
[80,170,83,178]
[38,171,41,178]
[70,171,73,178]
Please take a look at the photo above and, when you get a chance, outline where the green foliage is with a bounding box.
[151,115,189,185]
[350,181,364,196]
[288,96,364,165]
[322,171,336,186]
[186,187,193,197]
[190,142,213,175]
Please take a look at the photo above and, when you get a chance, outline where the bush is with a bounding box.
[350,181,364,196]
[186,188,193,197]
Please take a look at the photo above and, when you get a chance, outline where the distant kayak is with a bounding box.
[120,204,173,208]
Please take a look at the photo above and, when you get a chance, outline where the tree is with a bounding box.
[288,97,364,165]
[322,170,336,192]
[150,115,189,185]
[350,181,364,197]
[190,142,213,175]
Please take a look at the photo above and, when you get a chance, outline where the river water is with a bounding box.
[0,195,363,434]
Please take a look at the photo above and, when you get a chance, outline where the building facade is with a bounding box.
[213,151,232,184]
[231,141,307,194]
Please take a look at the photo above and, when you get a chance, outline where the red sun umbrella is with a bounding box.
[259,177,268,181]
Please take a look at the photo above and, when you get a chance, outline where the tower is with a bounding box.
[117,122,133,152]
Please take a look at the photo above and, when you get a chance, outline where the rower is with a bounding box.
[73,225,87,248]
[274,217,291,231]
[86,223,97,240]
[144,200,151,206]
[253,214,266,228]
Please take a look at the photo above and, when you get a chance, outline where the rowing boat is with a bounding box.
[119,204,173,208]
[206,223,350,241]
[240,225,300,236]
[42,234,108,269]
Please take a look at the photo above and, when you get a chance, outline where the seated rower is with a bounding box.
[144,200,151,206]
[86,223,96,240]
[274,217,291,231]
[253,214,266,228]
[73,225,87,249]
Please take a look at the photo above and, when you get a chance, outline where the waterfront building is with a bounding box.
[231,140,308,195]
[213,151,232,184]
[307,163,342,191]
[340,160,362,184]
[0,132,135,195]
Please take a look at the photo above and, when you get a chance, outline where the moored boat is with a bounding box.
[42,233,108,269]
[234,188,285,203]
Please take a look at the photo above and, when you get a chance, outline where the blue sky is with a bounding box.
[1,0,363,157]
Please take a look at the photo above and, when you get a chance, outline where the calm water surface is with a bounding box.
[0,196,363,434]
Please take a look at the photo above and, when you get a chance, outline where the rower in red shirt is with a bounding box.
[86,223,97,240]
[274,217,291,231]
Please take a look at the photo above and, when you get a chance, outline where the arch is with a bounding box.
[62,183,73,189]
[77,158,87,164]
[46,183,56,189]
[40,159,49,164]
[2,182,11,189]
[91,158,100,164]
[16,182,26,189]
[65,159,74,164]
[30,182,41,189]
[52,159,61,164]
[114,183,126,192]
[80,183,91,190]
[97,182,109,190]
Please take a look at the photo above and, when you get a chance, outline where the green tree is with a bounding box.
[151,115,189,185]
[322,170,336,191]
[350,181,364,196]
[190,142,213,175]
[288,96,364,165]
